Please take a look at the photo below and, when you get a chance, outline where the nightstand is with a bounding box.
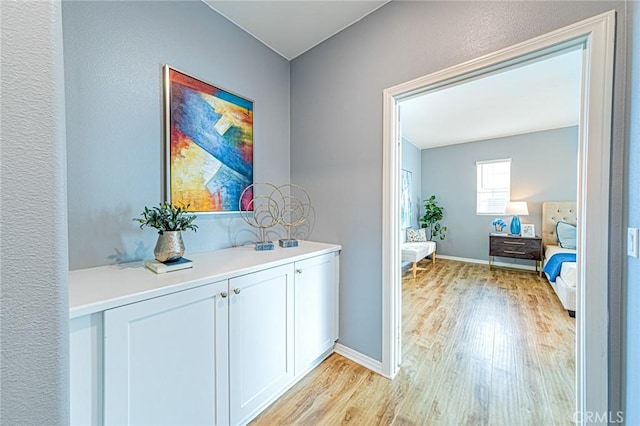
[489,234,543,275]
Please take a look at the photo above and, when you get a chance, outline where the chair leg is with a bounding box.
[412,262,417,278]
[432,252,436,265]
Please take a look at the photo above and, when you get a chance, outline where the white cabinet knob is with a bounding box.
[233,288,241,295]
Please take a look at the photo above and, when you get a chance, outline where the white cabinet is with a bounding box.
[229,264,294,425]
[68,242,340,426]
[294,252,339,374]
[70,313,103,426]
[103,280,228,426]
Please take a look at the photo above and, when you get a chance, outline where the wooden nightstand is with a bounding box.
[489,234,543,275]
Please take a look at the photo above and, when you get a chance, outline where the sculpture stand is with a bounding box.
[276,184,311,249]
[278,239,298,248]
[239,183,282,251]
[256,241,275,251]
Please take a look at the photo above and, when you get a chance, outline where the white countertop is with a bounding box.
[69,241,341,319]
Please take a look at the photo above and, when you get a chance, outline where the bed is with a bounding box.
[541,201,577,317]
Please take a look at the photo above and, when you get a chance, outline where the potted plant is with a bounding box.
[133,202,198,263]
[420,195,447,241]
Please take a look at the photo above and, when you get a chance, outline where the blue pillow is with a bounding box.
[556,221,576,249]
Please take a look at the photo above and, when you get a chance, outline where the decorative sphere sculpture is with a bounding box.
[273,184,312,247]
[239,182,313,250]
[239,183,283,250]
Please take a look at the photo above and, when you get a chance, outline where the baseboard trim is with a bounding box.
[334,343,387,377]
[436,254,537,271]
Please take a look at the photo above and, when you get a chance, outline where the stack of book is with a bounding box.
[145,257,193,274]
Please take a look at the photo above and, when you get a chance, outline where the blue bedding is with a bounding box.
[543,253,577,282]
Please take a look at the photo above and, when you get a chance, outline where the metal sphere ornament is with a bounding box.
[239,183,283,251]
[273,183,312,248]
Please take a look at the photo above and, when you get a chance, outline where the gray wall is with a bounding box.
[0,1,69,424]
[624,1,640,422]
[290,3,627,404]
[420,126,578,264]
[401,138,422,230]
[63,1,290,270]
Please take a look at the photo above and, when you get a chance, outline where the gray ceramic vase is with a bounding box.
[154,230,185,263]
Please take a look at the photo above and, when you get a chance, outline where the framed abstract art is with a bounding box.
[400,169,412,229]
[163,65,254,213]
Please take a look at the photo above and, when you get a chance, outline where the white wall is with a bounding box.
[0,1,69,423]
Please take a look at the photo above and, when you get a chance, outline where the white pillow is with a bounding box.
[406,228,427,242]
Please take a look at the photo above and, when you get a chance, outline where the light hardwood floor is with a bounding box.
[251,259,575,425]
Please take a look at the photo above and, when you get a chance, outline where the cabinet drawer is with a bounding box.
[490,237,541,260]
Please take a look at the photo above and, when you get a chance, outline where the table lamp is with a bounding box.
[505,201,529,236]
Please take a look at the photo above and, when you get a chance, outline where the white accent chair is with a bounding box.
[402,241,436,278]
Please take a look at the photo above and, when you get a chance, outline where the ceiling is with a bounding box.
[204,1,389,60]
[400,48,583,150]
[203,2,581,148]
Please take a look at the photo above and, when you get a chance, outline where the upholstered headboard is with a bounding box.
[542,201,577,247]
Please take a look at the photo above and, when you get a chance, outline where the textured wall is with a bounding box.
[63,1,290,270]
[401,138,422,230]
[290,0,626,374]
[420,126,578,263]
[624,1,640,422]
[0,1,69,424]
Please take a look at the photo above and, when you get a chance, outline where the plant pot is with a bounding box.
[154,230,185,263]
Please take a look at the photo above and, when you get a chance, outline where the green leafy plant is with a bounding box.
[420,195,447,241]
[133,202,198,234]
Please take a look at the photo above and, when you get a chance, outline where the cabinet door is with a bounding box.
[294,252,339,374]
[229,264,294,425]
[70,313,103,426]
[103,281,229,426]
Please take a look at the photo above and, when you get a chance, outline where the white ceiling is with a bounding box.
[203,1,581,148]
[204,1,389,60]
[401,48,584,150]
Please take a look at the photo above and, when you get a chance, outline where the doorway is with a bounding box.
[382,10,615,421]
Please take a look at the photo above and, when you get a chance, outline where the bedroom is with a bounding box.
[398,48,579,422]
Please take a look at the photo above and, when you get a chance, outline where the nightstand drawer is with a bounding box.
[489,236,542,261]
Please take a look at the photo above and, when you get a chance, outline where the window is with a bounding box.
[476,158,511,215]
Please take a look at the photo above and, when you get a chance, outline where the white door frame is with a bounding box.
[381,10,615,422]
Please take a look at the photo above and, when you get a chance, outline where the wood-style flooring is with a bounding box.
[251,259,575,425]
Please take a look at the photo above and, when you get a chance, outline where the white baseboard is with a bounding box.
[436,254,537,271]
[334,343,386,377]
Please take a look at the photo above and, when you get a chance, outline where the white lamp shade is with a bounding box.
[505,201,529,216]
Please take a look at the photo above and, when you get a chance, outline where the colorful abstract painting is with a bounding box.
[164,66,253,213]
